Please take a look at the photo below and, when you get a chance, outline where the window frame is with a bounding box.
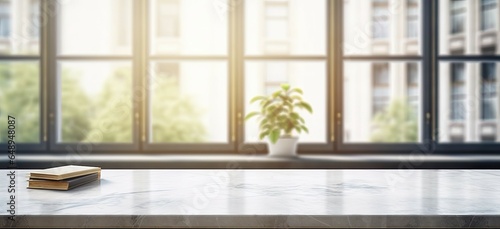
[143,0,234,152]
[4,0,500,156]
[435,0,500,152]
[0,0,45,152]
[47,0,140,152]
[238,0,334,154]
[337,0,433,152]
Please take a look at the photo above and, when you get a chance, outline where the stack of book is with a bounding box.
[27,165,101,191]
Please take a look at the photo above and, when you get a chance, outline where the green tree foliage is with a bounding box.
[60,69,92,142]
[83,68,133,143]
[370,99,418,142]
[0,62,40,143]
[1,63,206,144]
[151,75,206,143]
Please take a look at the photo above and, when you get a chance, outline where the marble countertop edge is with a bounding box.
[2,215,500,228]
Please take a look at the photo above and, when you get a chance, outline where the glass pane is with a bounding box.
[0,61,40,143]
[58,61,133,143]
[149,0,228,55]
[439,0,499,55]
[344,0,421,56]
[245,61,327,143]
[59,0,132,55]
[150,61,228,143]
[245,0,326,55]
[344,61,422,143]
[0,0,40,55]
[439,62,499,143]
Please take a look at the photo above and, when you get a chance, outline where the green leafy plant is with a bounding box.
[244,83,313,144]
[370,99,418,143]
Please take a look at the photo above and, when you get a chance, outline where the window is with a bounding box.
[372,63,389,115]
[156,0,179,38]
[56,0,134,146]
[0,62,40,143]
[343,0,423,145]
[5,0,500,155]
[407,0,419,38]
[29,0,40,38]
[344,0,420,55]
[245,0,326,55]
[450,63,466,121]
[439,1,500,145]
[481,0,497,31]
[372,0,389,39]
[150,0,227,55]
[407,63,419,114]
[481,63,496,120]
[0,0,41,147]
[450,0,466,34]
[244,0,328,146]
[148,0,229,147]
[0,0,10,38]
[441,0,498,55]
[0,0,39,54]
[263,1,289,53]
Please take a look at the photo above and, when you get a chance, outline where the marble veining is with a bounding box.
[1,169,500,228]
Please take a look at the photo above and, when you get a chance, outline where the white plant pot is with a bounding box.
[267,136,299,157]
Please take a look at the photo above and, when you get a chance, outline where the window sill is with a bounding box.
[7,154,500,169]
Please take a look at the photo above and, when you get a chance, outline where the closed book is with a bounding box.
[28,173,100,190]
[30,165,101,181]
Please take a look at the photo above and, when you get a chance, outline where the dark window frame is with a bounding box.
[3,0,500,156]
[0,0,44,152]
[435,0,500,152]
[338,0,432,152]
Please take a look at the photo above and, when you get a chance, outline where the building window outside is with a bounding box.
[157,0,179,38]
[407,63,419,114]
[481,63,497,120]
[372,0,389,39]
[406,0,418,38]
[29,0,40,38]
[0,0,10,38]
[450,0,466,34]
[481,0,497,31]
[450,63,466,121]
[263,0,289,54]
[372,63,390,115]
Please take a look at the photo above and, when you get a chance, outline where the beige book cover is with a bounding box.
[29,165,101,181]
[28,173,100,191]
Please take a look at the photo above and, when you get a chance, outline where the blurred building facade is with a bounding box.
[343,0,422,143]
[439,0,499,143]
[0,0,39,54]
[344,0,499,143]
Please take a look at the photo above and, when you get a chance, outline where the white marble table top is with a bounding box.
[1,169,500,228]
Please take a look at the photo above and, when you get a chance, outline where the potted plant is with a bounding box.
[245,83,313,157]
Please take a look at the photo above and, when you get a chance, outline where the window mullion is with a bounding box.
[422,0,434,151]
[234,0,245,152]
[137,0,147,150]
[47,0,58,151]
